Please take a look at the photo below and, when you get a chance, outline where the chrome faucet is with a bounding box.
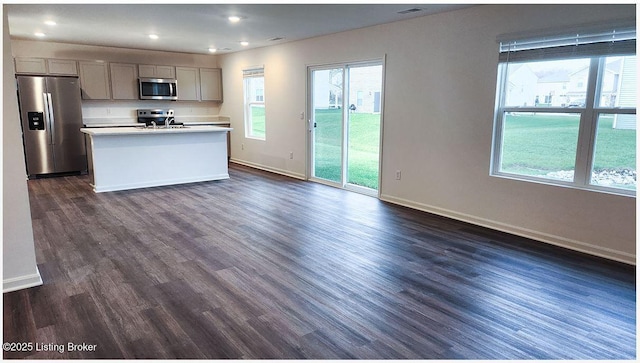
[165,116,172,128]
[151,121,157,129]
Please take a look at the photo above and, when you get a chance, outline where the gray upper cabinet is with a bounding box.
[14,57,47,74]
[15,57,78,75]
[175,67,200,101]
[139,64,176,79]
[18,57,221,103]
[200,68,223,102]
[110,63,138,100]
[78,61,111,100]
[176,67,223,102]
[47,59,78,75]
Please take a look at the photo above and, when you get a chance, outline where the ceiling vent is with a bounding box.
[268,37,285,42]
[219,48,232,51]
[397,8,423,15]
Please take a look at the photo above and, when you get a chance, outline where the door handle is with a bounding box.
[42,92,52,143]
[47,93,55,144]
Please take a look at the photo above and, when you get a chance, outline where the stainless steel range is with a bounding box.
[137,109,175,126]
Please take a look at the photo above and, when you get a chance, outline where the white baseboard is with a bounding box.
[230,159,306,180]
[3,268,43,293]
[380,194,635,265]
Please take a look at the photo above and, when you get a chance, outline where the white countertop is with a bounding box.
[83,121,232,128]
[81,125,232,136]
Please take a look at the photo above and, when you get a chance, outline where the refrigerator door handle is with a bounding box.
[46,93,55,144]
[42,92,52,144]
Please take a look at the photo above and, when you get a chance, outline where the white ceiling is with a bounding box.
[6,4,473,55]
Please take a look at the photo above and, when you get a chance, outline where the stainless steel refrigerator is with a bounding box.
[17,76,87,178]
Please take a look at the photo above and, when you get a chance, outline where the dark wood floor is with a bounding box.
[3,163,636,359]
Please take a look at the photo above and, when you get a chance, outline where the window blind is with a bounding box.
[243,67,264,77]
[499,26,636,62]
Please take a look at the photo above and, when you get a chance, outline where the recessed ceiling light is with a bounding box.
[34,32,46,37]
[44,20,56,26]
[148,34,159,40]
[228,16,241,23]
[208,48,217,53]
[240,41,249,46]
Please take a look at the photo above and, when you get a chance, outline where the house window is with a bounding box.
[243,67,265,139]
[357,91,364,106]
[491,25,636,194]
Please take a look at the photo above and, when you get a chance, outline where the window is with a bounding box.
[243,67,265,139]
[255,88,264,102]
[492,25,636,194]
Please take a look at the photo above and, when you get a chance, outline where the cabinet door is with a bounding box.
[176,67,199,101]
[47,59,78,75]
[78,61,111,100]
[156,65,175,79]
[138,64,156,78]
[110,63,138,100]
[200,68,223,101]
[14,57,47,74]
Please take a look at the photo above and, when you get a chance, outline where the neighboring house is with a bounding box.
[314,66,383,113]
[347,65,383,114]
[313,69,343,109]
[536,68,570,107]
[506,64,538,106]
[613,56,636,130]
[509,56,636,130]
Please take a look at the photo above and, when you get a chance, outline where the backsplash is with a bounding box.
[82,100,223,125]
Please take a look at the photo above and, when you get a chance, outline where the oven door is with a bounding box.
[139,78,178,100]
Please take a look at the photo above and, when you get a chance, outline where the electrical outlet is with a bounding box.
[241,143,244,150]
[396,170,401,180]
[289,152,294,159]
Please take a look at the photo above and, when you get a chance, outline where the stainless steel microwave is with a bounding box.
[138,78,178,100]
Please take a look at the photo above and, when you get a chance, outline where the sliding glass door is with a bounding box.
[311,68,344,184]
[309,61,383,195]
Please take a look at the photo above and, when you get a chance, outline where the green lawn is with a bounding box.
[313,109,381,189]
[250,106,265,138]
[501,113,636,176]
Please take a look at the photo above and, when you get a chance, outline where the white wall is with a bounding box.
[10,40,221,125]
[219,4,636,264]
[3,10,42,292]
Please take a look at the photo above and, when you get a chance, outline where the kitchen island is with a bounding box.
[81,125,232,193]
